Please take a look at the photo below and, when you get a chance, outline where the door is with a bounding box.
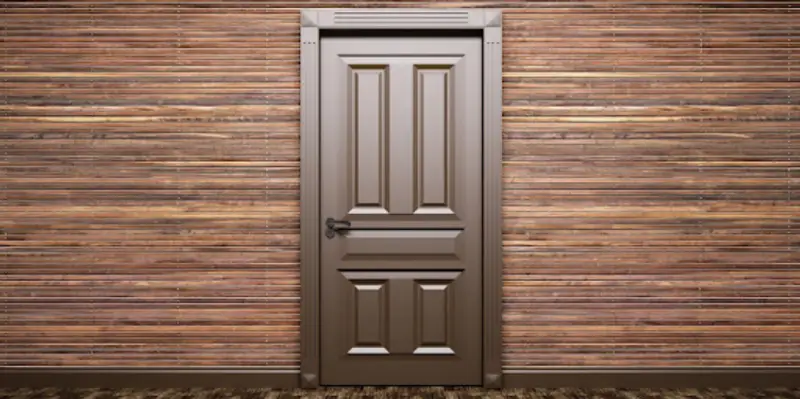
[319,36,483,385]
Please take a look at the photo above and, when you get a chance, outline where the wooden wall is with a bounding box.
[1,1,798,368]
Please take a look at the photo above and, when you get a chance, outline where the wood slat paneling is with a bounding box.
[1,0,798,368]
[1,2,301,367]
[500,1,798,367]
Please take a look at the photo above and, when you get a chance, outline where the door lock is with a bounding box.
[325,217,352,239]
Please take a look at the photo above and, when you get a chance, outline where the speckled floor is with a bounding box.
[1,388,799,399]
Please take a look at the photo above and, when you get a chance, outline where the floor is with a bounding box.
[1,388,799,399]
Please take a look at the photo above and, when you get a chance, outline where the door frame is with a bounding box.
[299,8,503,388]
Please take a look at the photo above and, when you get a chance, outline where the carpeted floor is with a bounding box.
[1,388,799,399]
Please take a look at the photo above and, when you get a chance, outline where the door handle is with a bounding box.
[325,217,352,239]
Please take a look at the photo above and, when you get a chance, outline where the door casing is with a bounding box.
[299,8,503,388]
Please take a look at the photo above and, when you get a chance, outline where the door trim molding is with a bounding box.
[299,8,503,388]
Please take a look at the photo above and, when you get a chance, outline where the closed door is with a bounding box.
[319,36,483,385]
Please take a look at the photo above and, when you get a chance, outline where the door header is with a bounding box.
[301,8,501,30]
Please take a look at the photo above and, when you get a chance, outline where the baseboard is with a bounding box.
[0,367,300,388]
[503,367,800,388]
[3,366,799,388]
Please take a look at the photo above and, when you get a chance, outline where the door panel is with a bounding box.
[341,230,464,259]
[415,67,454,215]
[320,37,482,386]
[350,66,389,214]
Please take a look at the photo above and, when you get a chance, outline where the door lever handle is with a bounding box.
[325,217,352,239]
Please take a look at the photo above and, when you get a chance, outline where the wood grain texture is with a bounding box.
[1,1,798,368]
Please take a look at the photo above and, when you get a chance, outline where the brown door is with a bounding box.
[319,36,483,385]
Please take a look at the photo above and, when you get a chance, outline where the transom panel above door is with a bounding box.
[299,8,503,388]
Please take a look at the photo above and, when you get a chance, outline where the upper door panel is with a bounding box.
[321,38,483,230]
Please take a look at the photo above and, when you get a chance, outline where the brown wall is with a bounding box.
[2,1,798,368]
